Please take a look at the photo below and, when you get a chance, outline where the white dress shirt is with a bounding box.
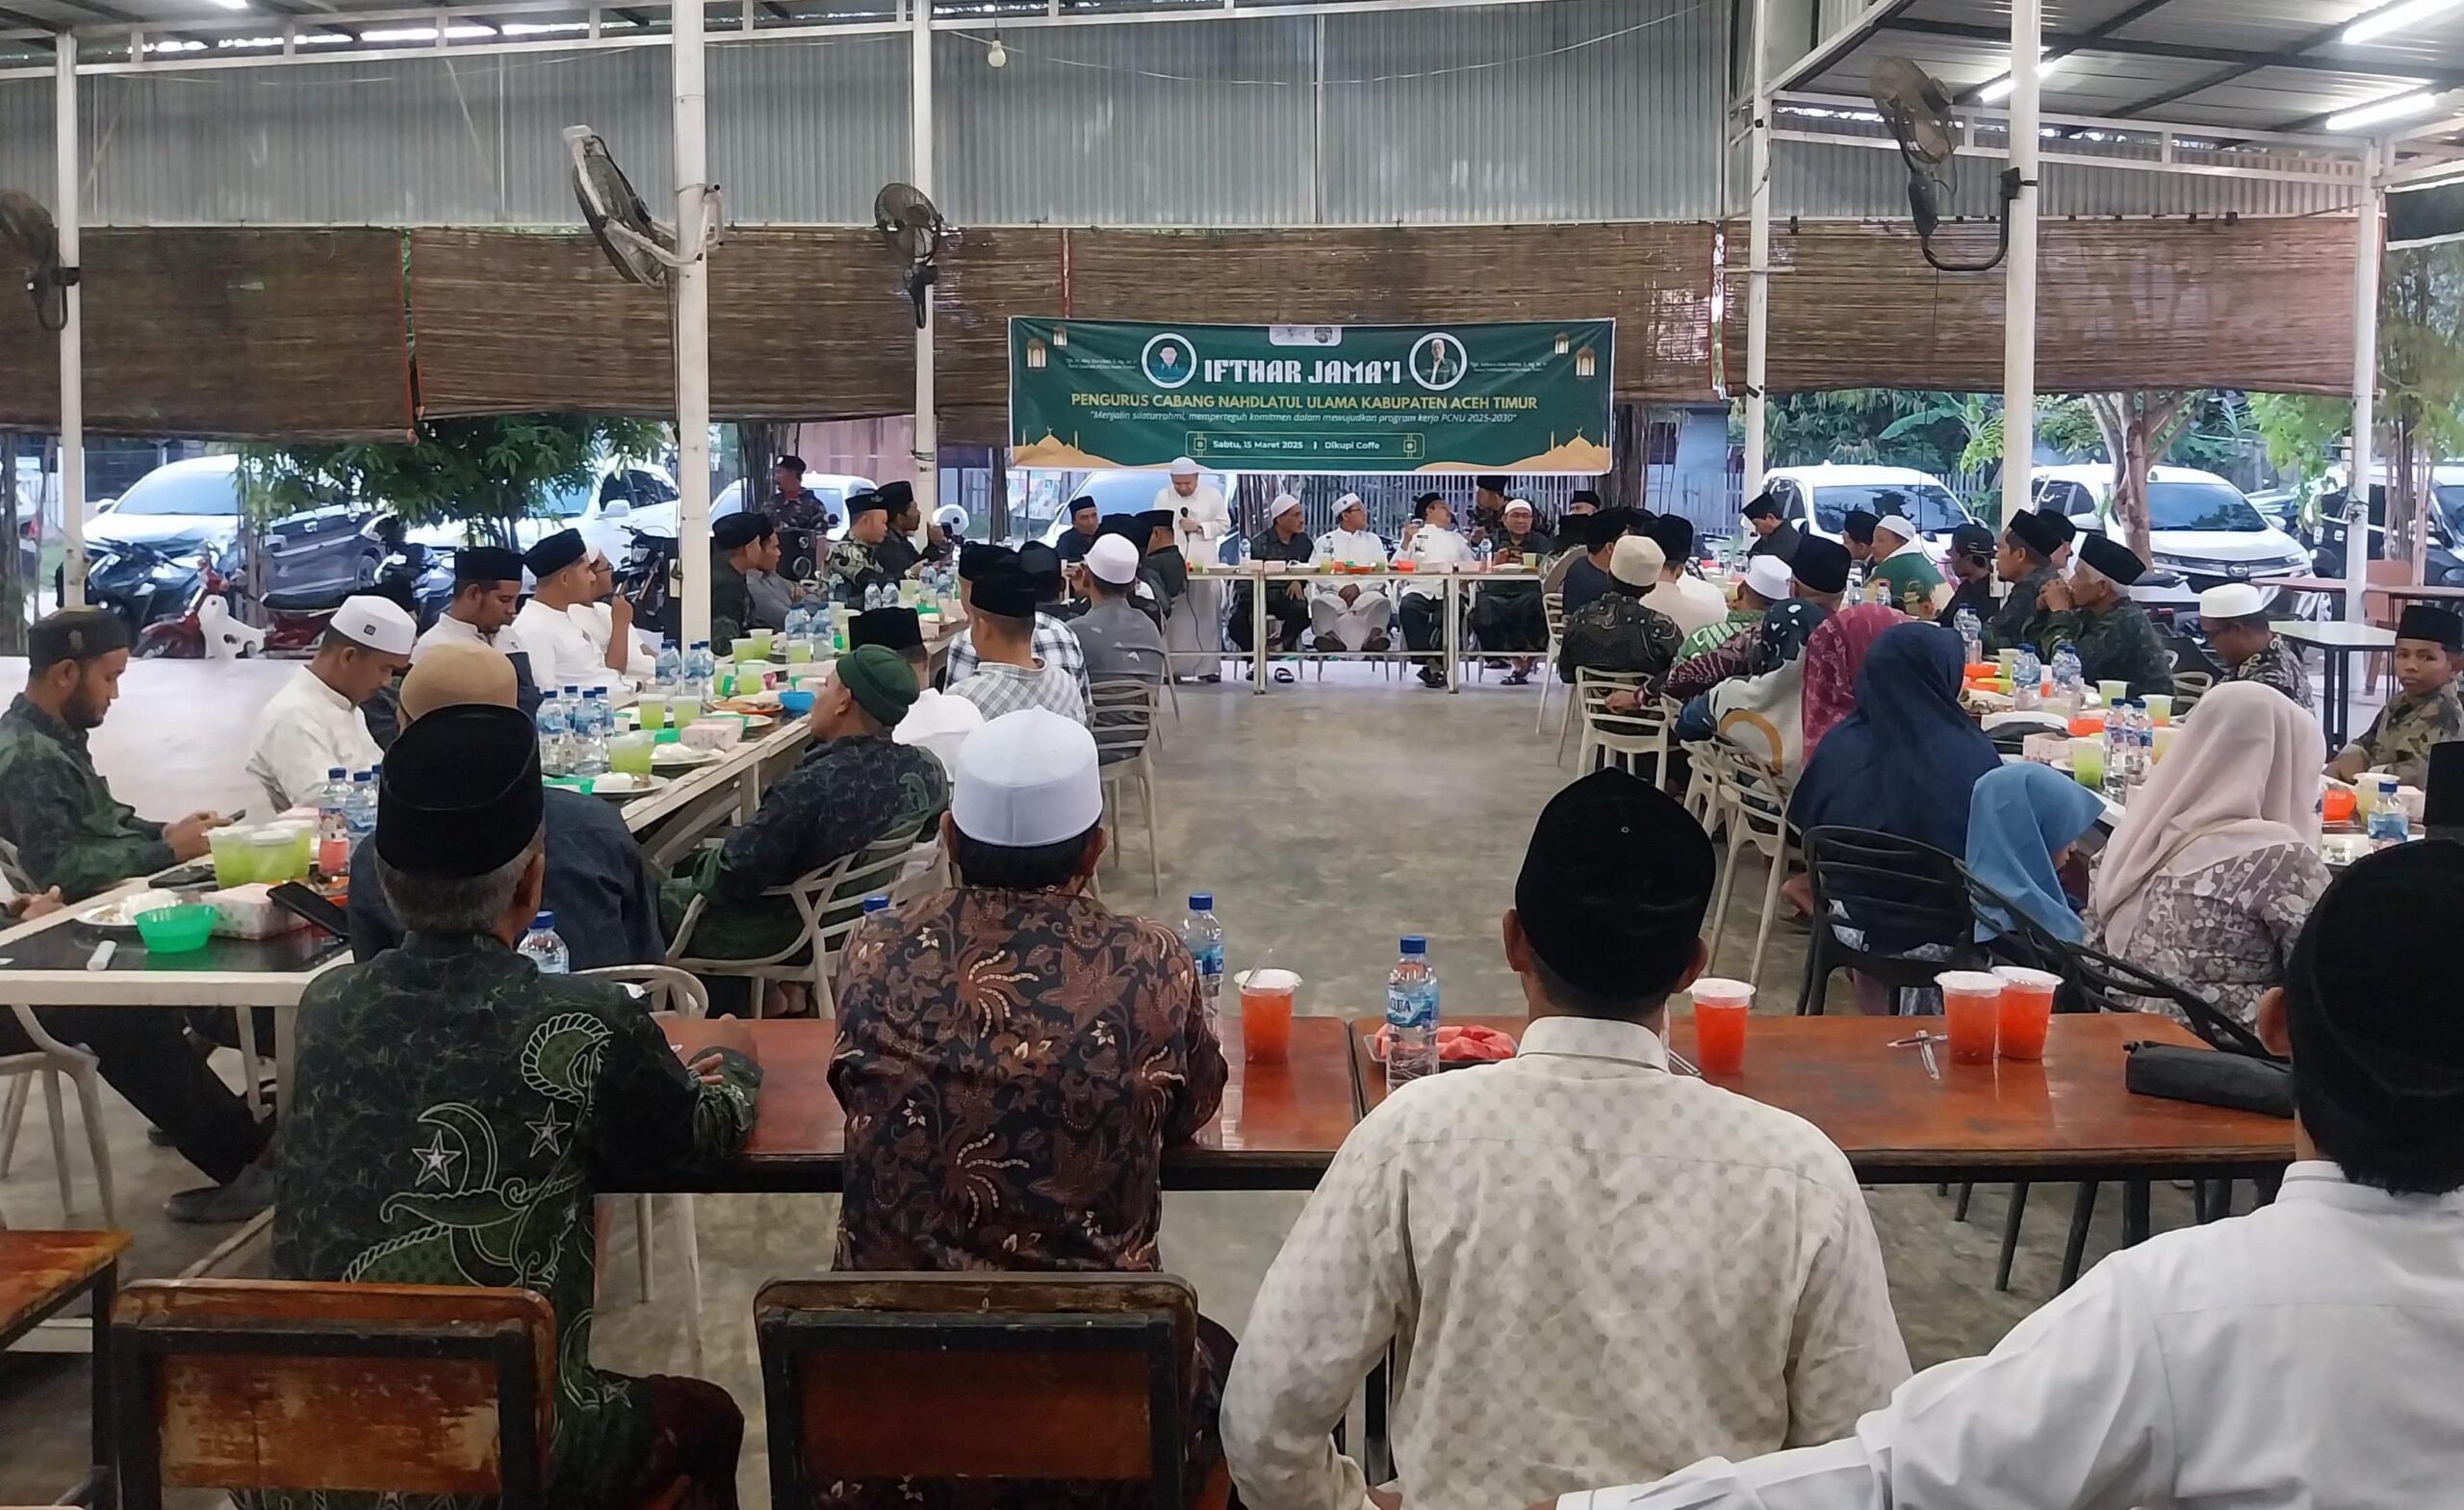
[1566,1161,2464,1510]
[410,611,522,665]
[1157,480,1232,565]
[244,666,384,812]
[1221,1015,1909,1510]
[569,601,656,680]
[1646,574,1732,641]
[513,599,622,692]
[1395,525,1474,600]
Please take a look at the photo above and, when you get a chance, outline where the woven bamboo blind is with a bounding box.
[0,228,412,439]
[1721,218,2356,396]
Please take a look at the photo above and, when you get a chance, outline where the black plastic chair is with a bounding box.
[1796,827,1987,1014]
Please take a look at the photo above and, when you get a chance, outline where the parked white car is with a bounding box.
[388,459,682,565]
[2031,464,2312,612]
[1758,464,1976,550]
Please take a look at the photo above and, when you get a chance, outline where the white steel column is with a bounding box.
[2001,0,2040,527]
[1742,0,1772,498]
[673,0,713,648]
[2347,141,2381,626]
[56,36,84,610]
[909,0,938,515]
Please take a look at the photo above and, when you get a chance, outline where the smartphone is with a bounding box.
[268,882,351,939]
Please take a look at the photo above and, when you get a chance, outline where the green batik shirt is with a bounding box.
[268,934,760,1510]
[2343,682,2464,787]
[2020,597,2175,699]
[0,694,175,902]
[1678,607,1760,664]
[1868,547,1946,619]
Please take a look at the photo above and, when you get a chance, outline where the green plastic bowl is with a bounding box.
[135,904,216,955]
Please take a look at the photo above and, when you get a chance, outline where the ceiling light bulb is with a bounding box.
[2344,0,2464,46]
[987,38,1007,67]
[211,0,249,10]
[1978,48,2062,104]
[2324,90,2444,132]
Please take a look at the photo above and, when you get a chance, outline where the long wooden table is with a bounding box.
[626,1013,1362,1193]
[1350,1012,2294,1191]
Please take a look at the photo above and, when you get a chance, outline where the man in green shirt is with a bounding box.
[1865,512,1946,621]
[275,703,761,1510]
[2018,533,2175,699]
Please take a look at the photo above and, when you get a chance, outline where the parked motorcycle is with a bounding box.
[618,525,681,644]
[134,554,261,658]
[85,539,229,638]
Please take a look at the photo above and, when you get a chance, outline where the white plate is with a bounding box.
[77,888,185,931]
[653,744,722,768]
[587,772,669,798]
[737,713,778,732]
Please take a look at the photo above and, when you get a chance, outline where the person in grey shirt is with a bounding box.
[1072,534,1170,687]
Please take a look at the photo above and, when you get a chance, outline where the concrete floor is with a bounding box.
[1,656,2244,1504]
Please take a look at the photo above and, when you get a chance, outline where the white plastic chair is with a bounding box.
[1090,679,1164,896]
[1572,669,1670,778]
[665,827,921,1017]
[1534,591,1569,734]
[0,1005,117,1227]
[578,964,709,1370]
[1704,734,1794,990]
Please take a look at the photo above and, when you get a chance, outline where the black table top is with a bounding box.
[0,919,346,978]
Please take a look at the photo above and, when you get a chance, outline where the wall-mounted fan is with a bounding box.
[0,191,73,333]
[1868,57,2022,273]
[875,181,946,329]
[563,125,721,288]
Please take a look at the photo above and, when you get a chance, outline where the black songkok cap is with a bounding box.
[1580,509,1628,552]
[1515,769,1716,1000]
[523,528,588,580]
[1018,541,1065,601]
[2078,532,2146,587]
[1741,491,1780,522]
[876,481,914,512]
[2037,506,2078,546]
[2285,841,2464,1184]
[713,511,774,551]
[958,540,1000,582]
[850,606,924,653]
[1645,512,1695,563]
[843,490,890,519]
[2397,604,2464,652]
[375,704,543,879]
[1097,513,1149,546]
[1840,509,1880,546]
[1568,489,1603,509]
[1067,495,1099,517]
[1950,522,1996,564]
[453,546,525,588]
[1476,475,1512,495]
[28,607,129,670]
[2008,510,2065,558]
[1136,508,1175,540]
[1792,536,1852,595]
[965,545,1039,618]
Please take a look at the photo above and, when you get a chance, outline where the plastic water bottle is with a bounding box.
[2369,775,2410,843]
[533,691,570,777]
[2051,643,2084,709]
[654,640,682,697]
[345,770,378,857]
[2012,647,2043,711]
[317,767,351,876]
[2102,704,2131,803]
[1178,894,1225,1014]
[1384,935,1440,1091]
[573,688,609,777]
[2128,702,2155,788]
[516,912,571,975]
[1953,605,1983,666]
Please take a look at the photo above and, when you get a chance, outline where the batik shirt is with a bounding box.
[2020,597,2175,698]
[658,732,948,960]
[0,694,173,902]
[2233,635,2315,710]
[2340,682,2464,786]
[1678,607,1761,664]
[824,536,894,604]
[1557,585,1682,687]
[1661,628,1759,703]
[2087,843,2330,1030]
[269,934,759,1510]
[833,886,1227,1273]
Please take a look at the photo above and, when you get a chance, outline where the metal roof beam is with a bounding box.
[1893,16,2464,91]
[1770,0,1921,94]
[1950,0,2178,106]
[2103,7,2408,118]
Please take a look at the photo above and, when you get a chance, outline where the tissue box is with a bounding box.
[208,884,310,940]
[2022,733,2069,766]
[680,718,743,753]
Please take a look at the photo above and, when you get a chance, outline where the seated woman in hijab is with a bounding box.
[1788,621,2002,1011]
[1964,762,2108,945]
[1797,603,1905,763]
[2086,680,2331,1028]
[1673,600,1828,777]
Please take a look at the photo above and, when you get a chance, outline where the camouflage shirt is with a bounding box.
[824,536,895,605]
[2020,597,2175,699]
[0,694,173,902]
[1557,585,1682,687]
[2233,635,2315,710]
[2342,682,2464,787]
[269,934,759,1510]
[1982,565,2058,653]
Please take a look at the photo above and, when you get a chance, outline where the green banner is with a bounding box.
[1008,318,1616,474]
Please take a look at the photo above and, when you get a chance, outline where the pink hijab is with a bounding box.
[1800,603,1906,757]
[2089,680,2324,958]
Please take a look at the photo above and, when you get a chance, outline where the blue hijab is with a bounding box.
[1788,621,2000,857]
[1965,762,2108,941]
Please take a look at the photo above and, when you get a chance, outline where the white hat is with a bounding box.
[1084,534,1142,587]
[891,687,984,779]
[1875,514,1920,542]
[951,707,1103,847]
[1609,534,1665,588]
[1743,556,1796,601]
[2198,582,2268,622]
[1336,492,1365,513]
[1168,456,1200,477]
[329,595,417,656]
[1270,493,1303,521]
[1504,499,1535,518]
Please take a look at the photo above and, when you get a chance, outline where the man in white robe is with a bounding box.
[1309,494,1395,653]
[1155,456,1231,680]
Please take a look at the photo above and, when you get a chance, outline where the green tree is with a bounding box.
[2250,393,2352,530]
[2378,243,2464,573]
[239,415,663,544]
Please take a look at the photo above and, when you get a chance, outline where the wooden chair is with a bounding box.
[1,1229,127,1508]
[1534,591,1569,734]
[111,1279,557,1510]
[757,1273,1209,1510]
[1090,679,1165,895]
[578,964,710,1370]
[1571,669,1670,778]
[666,825,922,1016]
[1703,739,1793,989]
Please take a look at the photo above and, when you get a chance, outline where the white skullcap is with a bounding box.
[951,707,1104,847]
[891,687,984,779]
[1084,534,1142,587]
[1505,499,1535,517]
[1743,556,1795,600]
[1168,456,1200,477]
[1875,514,1920,542]
[1270,494,1303,521]
[1336,492,1365,512]
[2198,582,2268,622]
[1609,534,1665,587]
[329,595,417,656]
